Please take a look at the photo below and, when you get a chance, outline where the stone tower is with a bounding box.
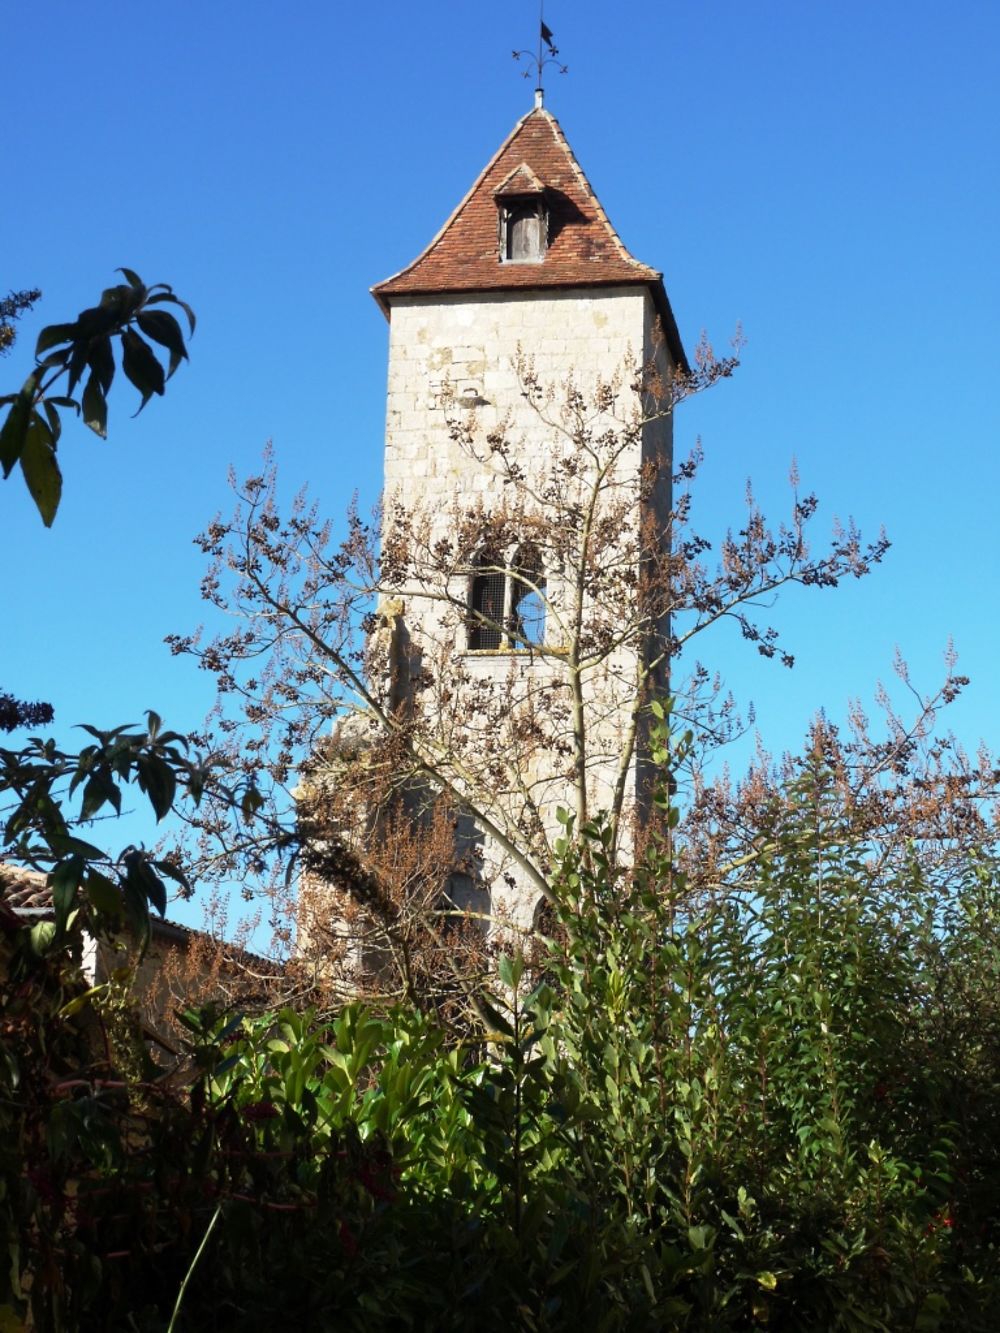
[367,100,688,935]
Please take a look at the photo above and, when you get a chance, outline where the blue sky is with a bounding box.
[4,2,999,926]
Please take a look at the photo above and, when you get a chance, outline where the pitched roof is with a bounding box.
[494,162,545,197]
[0,862,51,913]
[371,107,688,370]
[0,861,278,968]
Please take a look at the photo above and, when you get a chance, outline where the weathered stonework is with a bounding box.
[359,104,686,938]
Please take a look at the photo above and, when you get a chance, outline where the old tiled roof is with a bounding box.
[494,162,545,197]
[371,107,688,371]
[0,862,278,968]
[0,862,50,912]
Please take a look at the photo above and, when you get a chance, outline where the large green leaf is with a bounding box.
[19,413,62,526]
[87,334,115,395]
[126,852,167,918]
[137,753,177,822]
[66,337,89,397]
[122,860,152,951]
[50,854,85,932]
[81,373,108,438]
[42,399,63,446]
[85,868,123,916]
[146,288,196,335]
[34,322,78,356]
[137,309,188,378]
[0,371,39,476]
[120,328,165,411]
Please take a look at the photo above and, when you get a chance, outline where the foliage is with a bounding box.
[1,268,194,524]
[0,711,207,950]
[6,727,1000,1329]
[0,693,53,734]
[0,289,41,357]
[168,349,896,1003]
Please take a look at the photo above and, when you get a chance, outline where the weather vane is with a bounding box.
[513,4,567,108]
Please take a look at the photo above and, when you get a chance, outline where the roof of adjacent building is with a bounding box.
[0,863,51,914]
[371,106,688,371]
[0,862,278,967]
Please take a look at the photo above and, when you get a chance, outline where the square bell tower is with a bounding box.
[369,102,688,933]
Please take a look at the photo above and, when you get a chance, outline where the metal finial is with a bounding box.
[512,3,568,106]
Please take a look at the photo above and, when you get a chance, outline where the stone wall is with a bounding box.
[377,285,675,929]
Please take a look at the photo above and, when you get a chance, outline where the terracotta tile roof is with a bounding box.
[0,862,278,968]
[494,162,545,197]
[371,107,688,371]
[0,862,50,913]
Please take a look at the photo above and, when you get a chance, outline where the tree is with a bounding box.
[168,339,974,1017]
[0,270,200,942]
[1,268,194,526]
[10,732,1000,1330]
[0,287,42,356]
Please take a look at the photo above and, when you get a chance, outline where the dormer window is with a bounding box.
[501,197,547,262]
[494,163,547,264]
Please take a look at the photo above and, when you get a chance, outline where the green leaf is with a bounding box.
[35,347,72,371]
[640,1263,656,1302]
[85,869,123,916]
[49,833,106,859]
[137,309,188,379]
[35,322,78,356]
[80,771,121,819]
[123,856,153,947]
[87,335,115,395]
[19,413,62,526]
[241,785,264,821]
[66,338,89,397]
[50,855,85,932]
[117,266,144,288]
[81,374,107,438]
[0,371,39,477]
[61,984,108,1018]
[756,1272,778,1291]
[131,855,168,916]
[42,399,62,446]
[30,921,57,955]
[146,290,196,335]
[687,1224,713,1252]
[476,994,514,1037]
[154,858,191,895]
[120,328,164,411]
[99,283,143,321]
[137,754,177,821]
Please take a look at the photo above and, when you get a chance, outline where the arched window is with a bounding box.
[509,543,545,648]
[442,871,490,937]
[467,545,546,652]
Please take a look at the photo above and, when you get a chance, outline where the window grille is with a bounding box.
[469,566,505,651]
[468,545,546,651]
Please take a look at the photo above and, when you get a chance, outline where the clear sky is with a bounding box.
[4,2,999,927]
